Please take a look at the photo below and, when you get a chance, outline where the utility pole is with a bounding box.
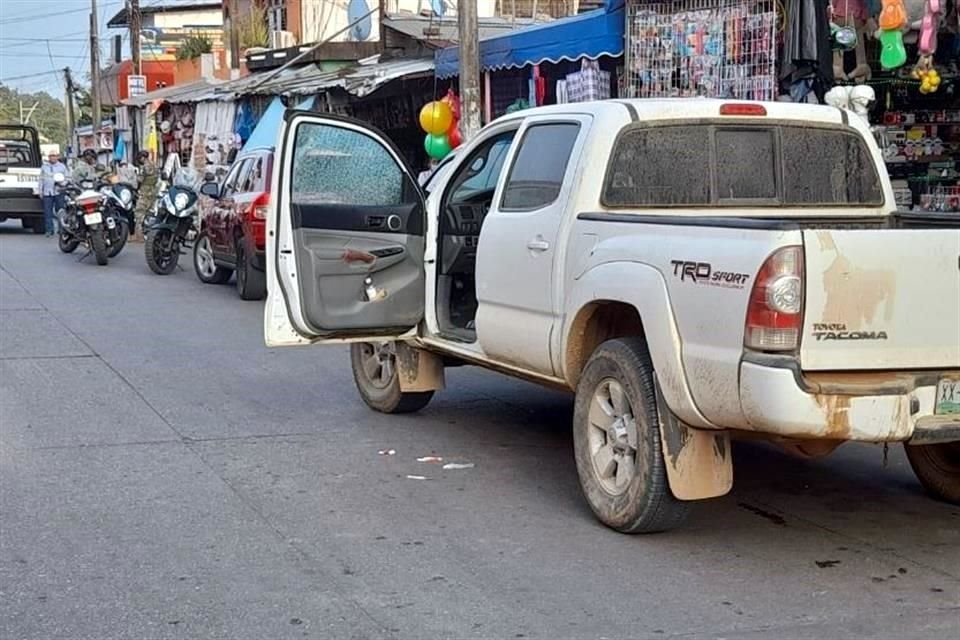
[129,0,142,76]
[90,0,102,136]
[228,0,241,71]
[458,0,481,141]
[64,68,77,155]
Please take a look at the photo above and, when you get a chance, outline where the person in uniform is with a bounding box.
[133,150,158,239]
[71,149,104,183]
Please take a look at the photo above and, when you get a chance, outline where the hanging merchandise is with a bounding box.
[878,0,909,69]
[565,59,612,103]
[911,0,944,92]
[424,133,452,159]
[830,0,872,83]
[419,98,458,160]
[419,101,454,136]
[625,0,777,101]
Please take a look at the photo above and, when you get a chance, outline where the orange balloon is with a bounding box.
[419,101,454,135]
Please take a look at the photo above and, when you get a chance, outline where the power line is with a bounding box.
[0,69,63,83]
[0,1,122,26]
[0,36,88,42]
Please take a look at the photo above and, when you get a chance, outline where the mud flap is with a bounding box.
[655,381,733,500]
[396,342,445,393]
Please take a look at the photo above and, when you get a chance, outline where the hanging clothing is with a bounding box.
[780,0,834,103]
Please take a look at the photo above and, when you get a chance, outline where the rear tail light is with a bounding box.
[720,103,767,117]
[744,246,804,352]
[250,192,270,220]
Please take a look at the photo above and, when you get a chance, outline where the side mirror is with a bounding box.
[200,182,221,198]
[53,173,65,183]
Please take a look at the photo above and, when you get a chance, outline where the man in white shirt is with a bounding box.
[40,151,68,237]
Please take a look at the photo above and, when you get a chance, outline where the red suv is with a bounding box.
[194,148,272,300]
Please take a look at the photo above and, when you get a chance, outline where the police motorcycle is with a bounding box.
[143,154,201,275]
[55,174,131,265]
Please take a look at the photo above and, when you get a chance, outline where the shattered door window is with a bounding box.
[291,123,405,206]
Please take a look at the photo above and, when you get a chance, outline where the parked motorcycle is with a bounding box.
[55,175,129,266]
[101,180,137,256]
[143,158,200,275]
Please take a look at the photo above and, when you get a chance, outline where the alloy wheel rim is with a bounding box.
[196,236,215,277]
[359,342,396,390]
[586,378,639,495]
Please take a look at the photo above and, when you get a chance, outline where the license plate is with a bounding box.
[935,378,960,415]
[84,212,102,225]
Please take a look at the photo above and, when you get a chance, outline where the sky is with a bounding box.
[0,0,207,99]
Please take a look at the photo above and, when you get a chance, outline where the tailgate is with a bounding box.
[801,228,960,370]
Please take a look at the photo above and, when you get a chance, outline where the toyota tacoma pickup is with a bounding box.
[263,100,960,533]
[0,124,44,233]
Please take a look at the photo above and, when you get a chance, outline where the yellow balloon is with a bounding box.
[419,101,454,136]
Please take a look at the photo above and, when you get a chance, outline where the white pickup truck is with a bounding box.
[264,99,960,533]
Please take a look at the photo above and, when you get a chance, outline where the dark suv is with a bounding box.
[194,147,272,300]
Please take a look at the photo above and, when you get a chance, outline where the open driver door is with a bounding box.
[265,111,427,347]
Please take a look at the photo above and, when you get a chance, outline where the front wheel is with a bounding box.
[107,220,129,257]
[144,229,179,275]
[58,232,80,253]
[350,342,434,414]
[572,338,690,533]
[89,228,109,265]
[905,442,960,504]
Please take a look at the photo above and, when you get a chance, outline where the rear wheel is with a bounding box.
[24,218,45,235]
[350,342,434,414]
[572,338,690,533]
[236,238,266,301]
[89,228,109,265]
[193,231,232,284]
[144,229,179,275]
[107,220,129,257]
[905,442,960,504]
[58,232,80,253]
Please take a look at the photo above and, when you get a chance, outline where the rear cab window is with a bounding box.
[603,123,884,208]
[0,126,40,168]
[501,122,581,210]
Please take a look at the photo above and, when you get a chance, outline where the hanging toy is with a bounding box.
[419,101,454,136]
[911,0,943,92]
[878,0,908,69]
[424,133,452,160]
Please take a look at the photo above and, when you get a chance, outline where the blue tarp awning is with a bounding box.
[242,96,286,151]
[435,0,624,79]
[240,96,314,150]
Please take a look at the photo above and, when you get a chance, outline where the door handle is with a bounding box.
[527,237,550,252]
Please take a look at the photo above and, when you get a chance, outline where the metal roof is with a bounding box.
[382,13,533,45]
[108,1,223,27]
[218,56,435,99]
[122,78,226,107]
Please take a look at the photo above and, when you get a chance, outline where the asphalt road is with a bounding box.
[0,223,957,640]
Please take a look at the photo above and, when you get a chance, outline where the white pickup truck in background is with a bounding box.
[0,124,44,234]
[264,99,960,533]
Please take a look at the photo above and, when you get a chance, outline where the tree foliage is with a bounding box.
[235,1,270,50]
[177,32,213,60]
[0,84,68,147]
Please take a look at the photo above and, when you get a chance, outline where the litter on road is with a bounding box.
[417,456,443,463]
[406,475,428,480]
[378,449,397,456]
[442,463,475,470]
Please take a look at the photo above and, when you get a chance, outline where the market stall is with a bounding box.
[435,1,626,119]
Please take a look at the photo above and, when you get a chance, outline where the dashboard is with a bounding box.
[440,191,493,275]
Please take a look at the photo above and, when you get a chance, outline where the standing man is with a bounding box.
[40,151,68,237]
[72,149,103,184]
[133,151,158,240]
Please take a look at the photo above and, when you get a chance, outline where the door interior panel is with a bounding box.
[292,229,424,332]
[292,202,422,236]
